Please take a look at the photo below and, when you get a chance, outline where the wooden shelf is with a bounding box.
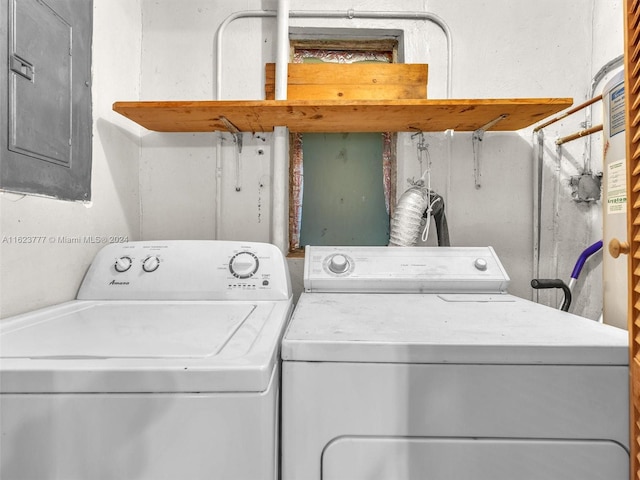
[112,98,573,133]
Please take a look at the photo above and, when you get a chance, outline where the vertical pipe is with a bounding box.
[272,128,289,252]
[214,11,275,240]
[215,132,223,239]
[532,129,544,301]
[551,144,562,308]
[275,0,290,101]
[271,0,290,253]
[445,129,454,229]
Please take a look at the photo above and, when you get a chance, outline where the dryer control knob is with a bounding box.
[474,258,488,271]
[328,254,349,274]
[142,255,160,273]
[114,256,132,273]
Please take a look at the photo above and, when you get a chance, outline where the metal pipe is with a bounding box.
[533,94,602,132]
[551,144,562,304]
[532,129,544,301]
[585,55,624,136]
[555,124,603,146]
[583,55,623,173]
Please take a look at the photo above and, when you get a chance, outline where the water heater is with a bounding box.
[602,70,629,330]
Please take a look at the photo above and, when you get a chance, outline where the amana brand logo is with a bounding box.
[109,280,130,286]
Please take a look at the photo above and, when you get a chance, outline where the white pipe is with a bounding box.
[275,1,290,100]
[214,12,276,242]
[271,0,290,253]
[215,132,223,239]
[214,12,272,240]
[271,129,289,252]
[215,11,276,100]
[213,8,454,247]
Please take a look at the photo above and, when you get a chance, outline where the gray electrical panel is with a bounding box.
[1,0,92,201]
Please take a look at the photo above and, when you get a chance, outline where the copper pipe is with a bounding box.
[555,124,603,145]
[533,94,603,132]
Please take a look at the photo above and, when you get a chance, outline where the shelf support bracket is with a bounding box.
[221,116,244,192]
[471,114,509,189]
[220,116,243,153]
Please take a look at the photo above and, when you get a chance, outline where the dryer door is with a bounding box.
[322,437,628,480]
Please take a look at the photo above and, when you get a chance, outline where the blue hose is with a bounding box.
[531,239,603,312]
[570,240,603,280]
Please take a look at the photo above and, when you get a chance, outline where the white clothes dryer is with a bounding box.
[281,246,629,480]
[1,240,292,480]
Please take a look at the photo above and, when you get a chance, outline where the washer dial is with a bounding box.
[142,255,161,273]
[114,256,133,273]
[229,252,259,279]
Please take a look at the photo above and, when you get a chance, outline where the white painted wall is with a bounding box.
[534,0,623,319]
[0,0,142,318]
[137,0,622,311]
[0,0,625,319]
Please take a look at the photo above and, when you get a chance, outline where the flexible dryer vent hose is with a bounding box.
[388,186,450,247]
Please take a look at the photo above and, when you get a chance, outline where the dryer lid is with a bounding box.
[281,293,628,365]
[0,299,291,393]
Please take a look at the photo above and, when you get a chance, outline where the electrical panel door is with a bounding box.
[9,0,72,166]
[0,0,92,201]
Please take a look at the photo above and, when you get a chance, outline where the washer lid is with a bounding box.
[281,293,628,365]
[3,303,253,358]
[1,299,291,393]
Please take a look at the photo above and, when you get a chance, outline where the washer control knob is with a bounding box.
[328,254,350,274]
[142,255,160,273]
[474,258,488,271]
[230,252,259,279]
[114,256,133,273]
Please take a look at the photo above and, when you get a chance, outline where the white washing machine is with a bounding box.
[0,240,292,480]
[281,246,629,480]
